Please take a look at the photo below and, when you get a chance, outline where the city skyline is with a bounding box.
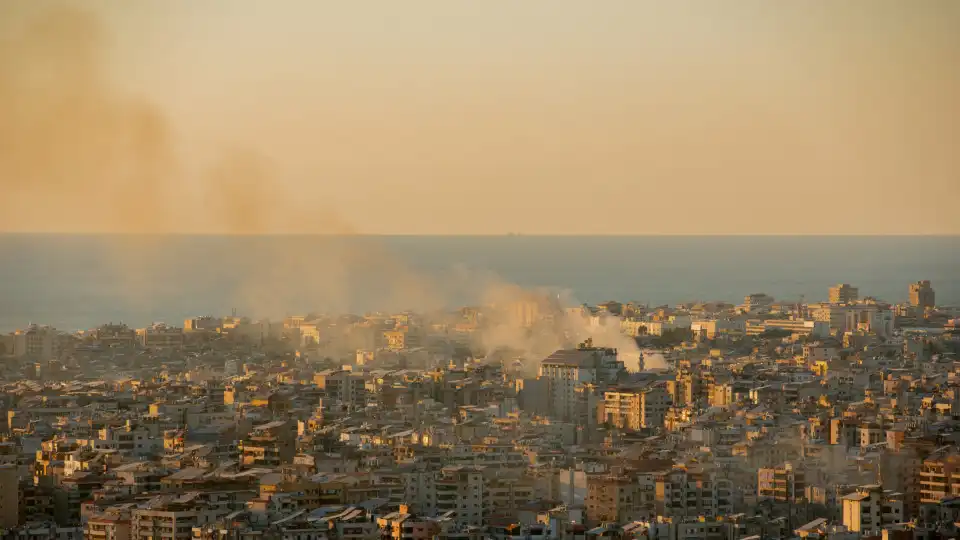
[3,3,960,538]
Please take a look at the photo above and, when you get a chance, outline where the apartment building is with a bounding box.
[690,319,743,340]
[136,324,184,349]
[8,325,69,359]
[383,328,421,351]
[586,468,661,525]
[841,485,904,534]
[829,284,859,305]
[919,451,960,504]
[95,422,159,457]
[620,318,647,338]
[602,384,671,430]
[486,477,536,521]
[133,499,231,540]
[655,467,734,519]
[377,505,441,540]
[86,514,132,540]
[183,316,222,333]
[314,370,367,412]
[745,319,830,339]
[95,323,137,348]
[758,462,807,503]
[378,467,438,515]
[435,466,486,526]
[810,304,852,333]
[909,280,935,309]
[740,293,775,313]
[667,520,736,540]
[240,420,296,468]
[844,306,895,338]
[539,345,624,421]
[667,371,700,408]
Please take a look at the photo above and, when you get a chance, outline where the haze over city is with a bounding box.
[2,3,960,540]
[1,0,958,235]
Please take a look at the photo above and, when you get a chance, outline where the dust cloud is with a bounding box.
[0,4,178,233]
[0,2,656,371]
[0,3,369,314]
[476,285,647,373]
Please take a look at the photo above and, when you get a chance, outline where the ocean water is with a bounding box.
[1,235,958,332]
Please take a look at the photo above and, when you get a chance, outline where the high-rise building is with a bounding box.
[909,280,935,309]
[829,283,859,304]
[539,343,624,421]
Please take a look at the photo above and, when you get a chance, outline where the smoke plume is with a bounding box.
[475,285,649,373]
[0,4,178,233]
[0,1,658,374]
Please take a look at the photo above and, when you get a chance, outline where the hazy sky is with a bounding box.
[2,0,958,234]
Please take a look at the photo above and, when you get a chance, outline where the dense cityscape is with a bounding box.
[2,279,959,540]
[3,0,958,539]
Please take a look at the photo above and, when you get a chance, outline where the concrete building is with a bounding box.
[690,319,743,340]
[844,305,895,338]
[667,371,699,408]
[377,504,441,540]
[909,280,935,309]
[94,421,159,457]
[86,515,132,540]
[586,471,653,524]
[183,316,222,333]
[383,327,422,350]
[745,319,830,338]
[655,467,734,519]
[8,325,68,359]
[539,344,624,421]
[740,293,775,313]
[314,369,367,412]
[919,451,960,504]
[810,304,850,333]
[240,420,296,467]
[136,324,184,349]
[830,284,859,304]
[667,521,736,540]
[841,485,904,534]
[132,500,230,540]
[758,462,806,503]
[94,323,137,347]
[602,384,671,430]
[435,467,486,526]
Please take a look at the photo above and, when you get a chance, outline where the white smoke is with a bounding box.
[641,350,668,370]
[475,286,652,373]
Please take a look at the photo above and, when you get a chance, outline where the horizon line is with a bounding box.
[1,232,959,238]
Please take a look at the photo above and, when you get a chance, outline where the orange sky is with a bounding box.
[1,0,958,234]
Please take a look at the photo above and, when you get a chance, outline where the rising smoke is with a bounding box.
[0,2,660,370]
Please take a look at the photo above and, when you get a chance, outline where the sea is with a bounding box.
[1,235,958,333]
